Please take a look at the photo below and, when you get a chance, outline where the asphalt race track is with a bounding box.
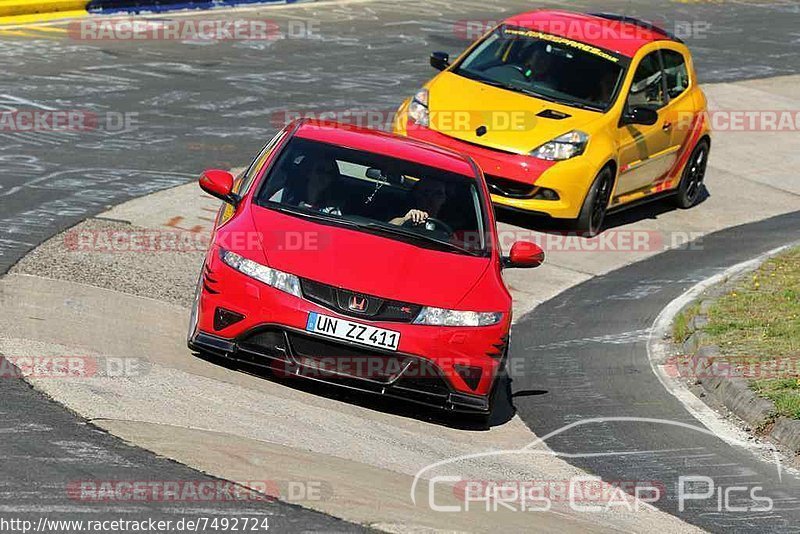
[0,371,366,531]
[2,0,800,271]
[514,211,800,532]
[1,0,799,531]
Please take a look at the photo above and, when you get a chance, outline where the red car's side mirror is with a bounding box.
[199,169,239,205]
[503,241,545,269]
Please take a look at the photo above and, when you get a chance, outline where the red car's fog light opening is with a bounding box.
[214,307,245,331]
[454,364,483,391]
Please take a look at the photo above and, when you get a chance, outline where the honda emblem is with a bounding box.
[348,295,367,311]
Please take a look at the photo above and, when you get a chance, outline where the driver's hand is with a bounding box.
[403,209,429,225]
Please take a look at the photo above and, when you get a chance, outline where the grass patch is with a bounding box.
[702,246,800,419]
[753,379,800,419]
[673,302,700,343]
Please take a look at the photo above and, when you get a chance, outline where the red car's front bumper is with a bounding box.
[188,249,509,413]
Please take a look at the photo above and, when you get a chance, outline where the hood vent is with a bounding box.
[537,109,571,120]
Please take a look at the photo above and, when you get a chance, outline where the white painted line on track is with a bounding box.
[647,239,800,475]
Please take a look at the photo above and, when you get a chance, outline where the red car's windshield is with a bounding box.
[255,137,489,256]
[454,25,627,111]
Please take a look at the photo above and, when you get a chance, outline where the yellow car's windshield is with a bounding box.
[454,25,627,112]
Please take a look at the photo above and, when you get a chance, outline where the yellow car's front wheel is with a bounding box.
[574,166,615,238]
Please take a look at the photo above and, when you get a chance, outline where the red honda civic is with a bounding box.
[188,119,543,418]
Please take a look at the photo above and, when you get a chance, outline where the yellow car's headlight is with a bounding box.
[407,88,429,127]
[531,130,589,161]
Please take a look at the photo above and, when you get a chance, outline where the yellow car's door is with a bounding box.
[659,47,697,189]
[615,50,676,199]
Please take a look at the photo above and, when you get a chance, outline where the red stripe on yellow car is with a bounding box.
[667,112,706,182]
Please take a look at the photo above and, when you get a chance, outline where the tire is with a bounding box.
[187,273,203,346]
[458,353,511,429]
[574,166,614,238]
[673,139,710,209]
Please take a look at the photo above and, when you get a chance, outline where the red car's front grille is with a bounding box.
[300,278,422,323]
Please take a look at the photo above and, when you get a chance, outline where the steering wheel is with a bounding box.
[483,64,528,83]
[402,217,454,235]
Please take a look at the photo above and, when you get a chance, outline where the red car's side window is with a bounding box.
[215,130,288,228]
[240,130,288,196]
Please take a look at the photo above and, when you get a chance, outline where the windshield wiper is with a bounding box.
[359,222,481,257]
[267,205,360,228]
[504,83,604,111]
[551,99,604,112]
[455,69,514,91]
[458,71,557,107]
[503,83,560,103]
[457,67,555,100]
[458,70,605,112]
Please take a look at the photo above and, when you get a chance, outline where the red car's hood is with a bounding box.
[248,207,490,308]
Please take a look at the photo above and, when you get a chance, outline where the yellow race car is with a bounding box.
[394,10,711,236]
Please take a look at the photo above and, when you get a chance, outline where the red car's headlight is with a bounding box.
[413,307,503,327]
[220,250,302,298]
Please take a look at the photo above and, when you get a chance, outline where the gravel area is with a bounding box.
[12,218,204,308]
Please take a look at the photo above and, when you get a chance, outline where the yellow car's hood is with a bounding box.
[427,72,600,154]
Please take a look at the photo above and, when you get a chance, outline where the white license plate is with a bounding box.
[305,312,400,351]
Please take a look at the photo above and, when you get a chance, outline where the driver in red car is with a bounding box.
[298,158,342,215]
[269,156,342,215]
[389,178,447,227]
